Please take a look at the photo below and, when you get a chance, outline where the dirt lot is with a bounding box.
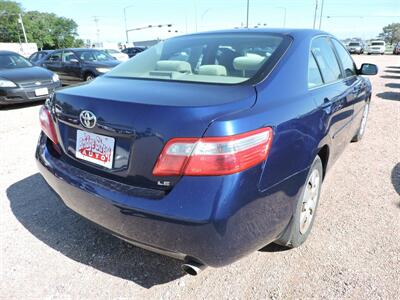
[1,55,399,299]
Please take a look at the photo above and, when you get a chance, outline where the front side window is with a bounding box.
[107,33,285,84]
[47,52,62,62]
[331,39,357,77]
[62,51,78,62]
[311,37,342,84]
[0,54,32,69]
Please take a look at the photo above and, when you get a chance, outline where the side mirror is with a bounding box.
[359,63,378,75]
[70,58,79,64]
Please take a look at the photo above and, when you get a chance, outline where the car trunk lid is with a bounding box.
[51,77,256,191]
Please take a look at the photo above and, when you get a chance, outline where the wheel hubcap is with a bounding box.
[359,103,369,136]
[299,169,320,234]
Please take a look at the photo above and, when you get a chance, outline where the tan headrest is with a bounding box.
[156,60,192,73]
[198,65,227,76]
[233,54,266,71]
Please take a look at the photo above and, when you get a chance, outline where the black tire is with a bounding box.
[85,73,95,81]
[352,102,370,142]
[274,156,323,248]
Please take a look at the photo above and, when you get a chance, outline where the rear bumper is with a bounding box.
[367,49,384,54]
[36,133,306,267]
[0,82,60,105]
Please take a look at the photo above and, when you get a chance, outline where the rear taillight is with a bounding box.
[153,127,273,176]
[39,105,59,145]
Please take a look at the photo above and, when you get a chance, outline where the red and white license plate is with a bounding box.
[75,130,115,169]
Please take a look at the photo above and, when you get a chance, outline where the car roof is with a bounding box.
[67,48,105,51]
[173,28,332,40]
[49,48,106,53]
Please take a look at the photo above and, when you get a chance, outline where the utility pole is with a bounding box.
[0,11,27,43]
[246,0,250,28]
[93,16,100,45]
[124,7,128,44]
[313,0,318,29]
[318,0,325,29]
[276,7,287,27]
[18,14,27,43]
[123,5,134,44]
[193,0,198,32]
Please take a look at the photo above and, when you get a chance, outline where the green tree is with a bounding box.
[23,11,81,49]
[379,23,400,45]
[0,0,23,42]
[0,0,84,49]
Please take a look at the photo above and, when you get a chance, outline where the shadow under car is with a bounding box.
[6,173,184,288]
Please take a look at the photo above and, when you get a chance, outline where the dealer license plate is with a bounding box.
[75,130,115,169]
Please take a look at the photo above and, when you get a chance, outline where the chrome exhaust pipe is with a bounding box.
[181,261,206,276]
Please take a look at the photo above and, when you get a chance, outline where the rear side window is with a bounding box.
[331,39,357,77]
[311,37,342,84]
[308,53,323,88]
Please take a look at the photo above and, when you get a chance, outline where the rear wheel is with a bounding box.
[274,156,323,248]
[352,102,369,142]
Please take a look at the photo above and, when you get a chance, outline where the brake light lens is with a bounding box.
[39,105,59,145]
[153,127,273,176]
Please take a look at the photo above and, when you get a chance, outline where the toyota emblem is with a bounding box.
[79,110,97,129]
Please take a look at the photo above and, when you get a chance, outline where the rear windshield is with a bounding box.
[349,42,360,46]
[107,33,285,84]
[0,53,32,69]
[371,42,384,46]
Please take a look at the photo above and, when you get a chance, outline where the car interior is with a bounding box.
[109,35,282,84]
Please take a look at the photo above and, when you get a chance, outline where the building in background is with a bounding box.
[0,43,38,57]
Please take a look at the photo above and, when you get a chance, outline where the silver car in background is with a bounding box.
[347,41,364,54]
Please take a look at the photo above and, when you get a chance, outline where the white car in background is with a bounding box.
[104,49,129,61]
[367,40,386,55]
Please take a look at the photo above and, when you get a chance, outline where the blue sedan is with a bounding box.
[36,29,377,275]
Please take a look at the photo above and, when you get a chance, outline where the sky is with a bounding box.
[18,0,400,45]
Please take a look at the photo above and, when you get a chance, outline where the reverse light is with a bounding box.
[153,127,273,176]
[39,105,59,145]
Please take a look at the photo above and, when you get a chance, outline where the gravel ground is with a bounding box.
[1,55,399,299]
